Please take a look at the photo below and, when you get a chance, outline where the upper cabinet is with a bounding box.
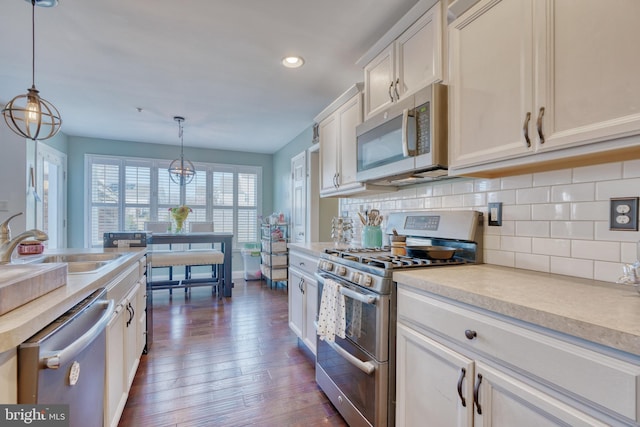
[359,0,446,120]
[317,84,373,197]
[449,0,640,177]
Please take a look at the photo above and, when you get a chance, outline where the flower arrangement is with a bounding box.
[169,205,192,233]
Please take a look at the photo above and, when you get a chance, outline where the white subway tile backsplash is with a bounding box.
[571,240,620,262]
[594,222,640,242]
[463,192,486,207]
[595,178,640,200]
[484,249,515,267]
[551,183,595,202]
[531,204,570,221]
[570,201,609,221]
[517,187,550,204]
[515,252,550,272]
[504,204,531,221]
[550,257,593,279]
[442,194,464,208]
[573,163,621,183]
[501,174,533,190]
[515,221,549,237]
[532,238,571,257]
[532,169,572,187]
[474,178,501,192]
[501,236,532,253]
[486,190,516,204]
[594,261,625,283]
[452,180,474,194]
[550,221,594,240]
[623,159,640,178]
[338,160,640,283]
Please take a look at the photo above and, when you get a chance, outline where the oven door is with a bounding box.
[315,272,390,361]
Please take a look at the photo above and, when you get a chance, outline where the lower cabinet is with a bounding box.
[288,249,318,355]
[105,261,146,427]
[395,285,640,427]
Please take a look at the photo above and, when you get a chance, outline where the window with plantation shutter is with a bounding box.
[85,154,262,248]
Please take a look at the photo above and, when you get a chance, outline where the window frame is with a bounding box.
[84,154,262,248]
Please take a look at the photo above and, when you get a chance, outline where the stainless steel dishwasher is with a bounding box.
[18,288,114,427]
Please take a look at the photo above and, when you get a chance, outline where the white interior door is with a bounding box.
[291,151,307,243]
[35,143,67,249]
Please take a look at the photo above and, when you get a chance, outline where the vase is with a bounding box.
[171,214,188,233]
[361,225,382,248]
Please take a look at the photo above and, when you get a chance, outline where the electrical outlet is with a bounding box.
[488,202,502,226]
[610,197,639,231]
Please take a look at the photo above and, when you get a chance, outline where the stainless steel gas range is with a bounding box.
[315,210,483,427]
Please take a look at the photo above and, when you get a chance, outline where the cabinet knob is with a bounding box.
[464,329,477,340]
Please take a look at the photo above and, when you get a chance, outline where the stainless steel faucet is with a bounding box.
[0,212,49,264]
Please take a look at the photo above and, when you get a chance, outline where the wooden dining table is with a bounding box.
[146,232,234,297]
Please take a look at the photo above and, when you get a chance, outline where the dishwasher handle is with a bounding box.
[41,299,115,369]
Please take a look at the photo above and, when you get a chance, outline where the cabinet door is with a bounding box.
[319,114,339,194]
[364,43,395,119]
[337,93,363,188]
[135,278,147,356]
[302,276,318,354]
[449,0,534,168]
[473,362,609,427]
[396,323,474,427]
[124,282,141,388]
[536,0,640,152]
[105,304,126,427]
[396,3,443,99]
[288,268,304,338]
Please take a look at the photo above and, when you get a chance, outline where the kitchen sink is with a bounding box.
[30,253,124,274]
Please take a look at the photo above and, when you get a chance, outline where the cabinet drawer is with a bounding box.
[397,286,640,423]
[289,251,318,276]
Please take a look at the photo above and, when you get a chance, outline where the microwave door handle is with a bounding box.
[402,108,416,156]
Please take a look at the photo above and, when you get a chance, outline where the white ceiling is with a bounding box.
[0,0,420,153]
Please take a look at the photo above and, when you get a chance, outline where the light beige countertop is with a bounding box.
[394,264,640,356]
[0,248,146,353]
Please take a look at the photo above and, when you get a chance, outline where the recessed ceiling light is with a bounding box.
[282,56,305,68]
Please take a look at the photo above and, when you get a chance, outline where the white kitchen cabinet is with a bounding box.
[0,349,17,403]
[318,85,369,198]
[396,285,640,426]
[288,249,318,354]
[105,262,146,427]
[449,0,640,176]
[364,3,444,119]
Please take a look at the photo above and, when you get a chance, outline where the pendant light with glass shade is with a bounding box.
[2,0,62,141]
[168,116,196,186]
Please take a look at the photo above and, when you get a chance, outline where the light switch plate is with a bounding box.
[488,202,502,226]
[610,197,639,231]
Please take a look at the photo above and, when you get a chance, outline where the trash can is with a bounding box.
[242,243,262,280]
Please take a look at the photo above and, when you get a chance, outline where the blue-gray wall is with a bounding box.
[66,135,274,247]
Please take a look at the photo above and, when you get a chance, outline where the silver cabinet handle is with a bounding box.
[394,78,400,100]
[388,81,395,102]
[537,107,545,144]
[523,112,532,147]
[42,299,115,369]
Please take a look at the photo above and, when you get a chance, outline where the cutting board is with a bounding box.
[0,263,67,315]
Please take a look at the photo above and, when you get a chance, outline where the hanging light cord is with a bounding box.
[31,0,36,88]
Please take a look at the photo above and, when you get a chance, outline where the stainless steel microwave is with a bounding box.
[355,83,448,186]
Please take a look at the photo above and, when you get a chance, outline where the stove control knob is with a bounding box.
[337,266,347,276]
[324,262,334,272]
[362,275,373,287]
[352,272,361,284]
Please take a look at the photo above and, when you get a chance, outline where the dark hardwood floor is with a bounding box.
[118,279,347,427]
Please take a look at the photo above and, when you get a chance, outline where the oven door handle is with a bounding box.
[340,287,378,305]
[314,321,376,375]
